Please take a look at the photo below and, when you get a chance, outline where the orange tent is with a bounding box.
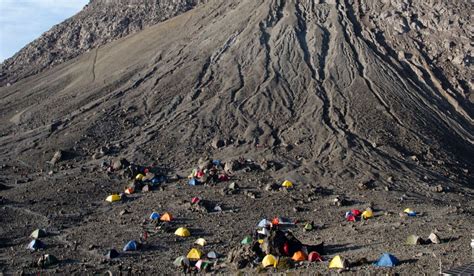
[160,212,173,222]
[292,251,307,262]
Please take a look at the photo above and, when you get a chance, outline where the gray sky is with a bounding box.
[0,0,89,62]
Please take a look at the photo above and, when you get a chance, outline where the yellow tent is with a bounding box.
[187,248,203,260]
[135,174,145,181]
[362,209,373,219]
[329,255,346,269]
[262,254,277,268]
[404,208,413,213]
[194,238,207,246]
[175,227,191,237]
[282,180,294,188]
[106,194,121,203]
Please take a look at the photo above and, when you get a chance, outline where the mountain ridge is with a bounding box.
[0,0,207,86]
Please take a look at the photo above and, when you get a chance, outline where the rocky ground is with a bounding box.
[0,0,473,274]
[0,154,472,274]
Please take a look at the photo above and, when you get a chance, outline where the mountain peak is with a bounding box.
[0,0,206,86]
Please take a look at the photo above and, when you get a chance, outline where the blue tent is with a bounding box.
[149,212,160,220]
[123,240,138,252]
[28,239,45,251]
[188,178,200,186]
[257,219,270,228]
[151,175,167,186]
[105,249,120,259]
[374,253,399,267]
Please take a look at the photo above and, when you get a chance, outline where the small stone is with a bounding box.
[198,158,212,170]
[92,152,103,160]
[228,182,239,191]
[332,196,348,206]
[224,160,239,173]
[245,191,257,199]
[432,185,444,193]
[293,206,304,212]
[120,209,129,216]
[142,185,151,193]
[211,139,225,149]
[265,183,279,192]
[428,233,441,244]
[112,158,130,170]
[50,150,63,165]
[357,182,369,190]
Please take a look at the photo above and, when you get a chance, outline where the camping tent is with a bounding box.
[404,208,417,216]
[195,260,211,271]
[30,229,47,239]
[308,251,323,262]
[262,254,277,267]
[187,248,203,260]
[207,251,219,259]
[292,251,307,262]
[105,249,119,259]
[28,239,45,251]
[257,219,271,228]
[173,256,190,267]
[123,240,138,251]
[160,212,173,222]
[241,236,252,245]
[149,212,160,220]
[362,209,374,219]
[195,238,207,246]
[175,227,191,237]
[282,180,294,188]
[106,194,121,202]
[272,217,293,226]
[37,254,58,268]
[329,255,346,269]
[406,235,422,245]
[188,178,199,186]
[258,228,270,236]
[374,253,399,267]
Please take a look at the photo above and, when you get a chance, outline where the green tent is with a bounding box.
[406,234,422,245]
[173,256,190,268]
[241,236,252,245]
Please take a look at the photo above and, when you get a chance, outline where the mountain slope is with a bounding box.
[1,0,472,183]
